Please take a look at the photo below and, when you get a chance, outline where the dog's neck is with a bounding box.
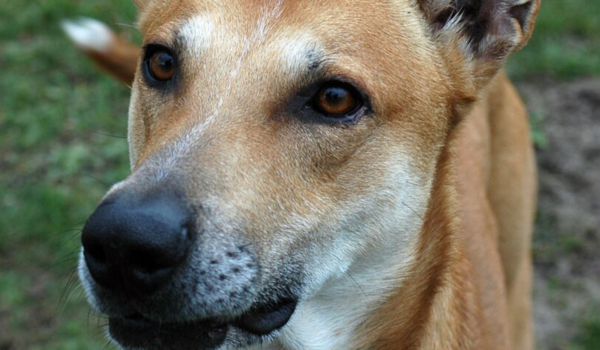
[274,235,419,350]
[253,142,479,350]
[356,144,481,350]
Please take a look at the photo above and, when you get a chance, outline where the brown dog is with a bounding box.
[63,0,540,349]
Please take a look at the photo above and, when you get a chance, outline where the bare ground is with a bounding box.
[516,78,600,350]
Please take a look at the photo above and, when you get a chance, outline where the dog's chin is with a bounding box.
[108,298,297,350]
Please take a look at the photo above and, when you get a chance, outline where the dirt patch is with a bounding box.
[516,78,600,350]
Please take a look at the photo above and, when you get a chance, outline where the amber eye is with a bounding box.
[146,50,175,82]
[313,82,362,117]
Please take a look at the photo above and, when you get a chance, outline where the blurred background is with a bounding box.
[0,1,598,349]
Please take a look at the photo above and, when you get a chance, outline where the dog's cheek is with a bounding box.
[293,148,432,296]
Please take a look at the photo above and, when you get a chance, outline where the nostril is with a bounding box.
[81,235,117,290]
[85,242,107,264]
[129,249,164,274]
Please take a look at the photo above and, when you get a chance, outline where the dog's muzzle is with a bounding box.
[80,189,297,349]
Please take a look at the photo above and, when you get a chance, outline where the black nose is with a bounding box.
[81,192,191,295]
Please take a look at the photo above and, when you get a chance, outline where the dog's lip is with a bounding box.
[233,297,297,335]
[108,299,297,349]
[109,314,227,350]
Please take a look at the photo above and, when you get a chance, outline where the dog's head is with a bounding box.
[78,0,539,349]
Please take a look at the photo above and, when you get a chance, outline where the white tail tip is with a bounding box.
[61,17,114,52]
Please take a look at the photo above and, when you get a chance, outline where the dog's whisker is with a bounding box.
[58,266,80,311]
[101,336,114,350]
[344,271,368,297]
[93,131,127,139]
[48,227,82,239]
[54,248,80,260]
[401,201,424,222]
[81,173,111,187]
[62,230,84,245]
[58,283,83,321]
[114,22,137,30]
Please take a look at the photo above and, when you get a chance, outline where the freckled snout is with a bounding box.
[81,192,191,296]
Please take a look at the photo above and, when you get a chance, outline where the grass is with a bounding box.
[0,1,136,349]
[529,111,548,149]
[572,312,600,350]
[0,0,598,349]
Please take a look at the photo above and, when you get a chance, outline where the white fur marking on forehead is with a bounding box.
[179,15,215,57]
[276,33,322,76]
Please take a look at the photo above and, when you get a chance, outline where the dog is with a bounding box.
[63,0,540,349]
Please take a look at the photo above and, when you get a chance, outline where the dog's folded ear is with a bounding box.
[62,18,141,85]
[418,0,541,87]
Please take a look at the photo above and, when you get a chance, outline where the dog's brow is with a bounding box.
[176,15,215,56]
[277,35,326,79]
[296,50,330,86]
[306,49,324,71]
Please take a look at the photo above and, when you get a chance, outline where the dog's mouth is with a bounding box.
[108,298,297,350]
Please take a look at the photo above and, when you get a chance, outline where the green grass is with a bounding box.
[529,111,548,149]
[0,1,136,349]
[0,0,598,349]
[572,312,600,350]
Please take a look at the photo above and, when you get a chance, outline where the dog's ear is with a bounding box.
[418,0,541,87]
[63,18,141,85]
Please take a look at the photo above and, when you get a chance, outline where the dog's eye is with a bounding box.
[146,49,175,82]
[313,82,362,117]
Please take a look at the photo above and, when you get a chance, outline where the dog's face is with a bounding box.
[78,0,539,349]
